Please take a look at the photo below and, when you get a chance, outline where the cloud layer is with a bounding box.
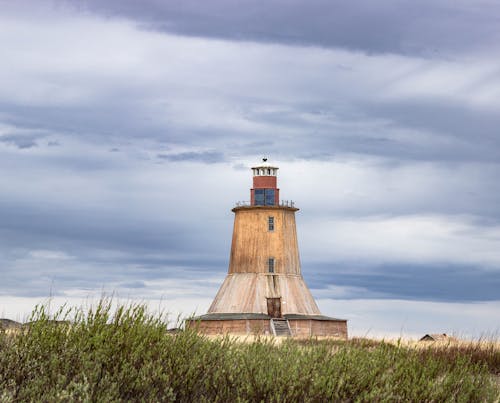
[1,1,499,334]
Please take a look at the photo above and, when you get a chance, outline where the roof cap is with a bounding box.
[251,157,279,170]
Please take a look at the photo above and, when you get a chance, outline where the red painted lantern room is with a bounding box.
[250,158,280,206]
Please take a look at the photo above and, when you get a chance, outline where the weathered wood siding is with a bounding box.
[187,319,270,335]
[229,207,300,275]
[187,318,348,339]
[288,319,348,339]
[208,206,321,316]
[207,273,321,315]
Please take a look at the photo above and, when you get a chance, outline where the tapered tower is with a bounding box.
[188,160,347,338]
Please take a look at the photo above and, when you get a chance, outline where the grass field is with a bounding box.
[1,301,499,402]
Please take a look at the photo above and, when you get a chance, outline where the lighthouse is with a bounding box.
[188,160,347,338]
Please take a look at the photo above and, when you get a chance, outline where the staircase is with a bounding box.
[270,318,292,337]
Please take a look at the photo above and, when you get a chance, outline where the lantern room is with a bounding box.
[251,158,280,206]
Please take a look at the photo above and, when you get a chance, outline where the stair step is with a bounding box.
[271,319,292,337]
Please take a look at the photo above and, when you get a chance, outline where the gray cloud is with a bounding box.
[0,134,39,149]
[307,262,500,302]
[119,281,146,289]
[360,100,500,162]
[60,0,500,57]
[157,151,225,164]
[0,1,499,332]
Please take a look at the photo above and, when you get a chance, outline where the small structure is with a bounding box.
[420,333,456,342]
[187,160,347,338]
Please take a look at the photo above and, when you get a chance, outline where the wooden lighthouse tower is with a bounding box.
[188,160,347,338]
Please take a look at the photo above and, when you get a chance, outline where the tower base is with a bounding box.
[186,313,348,339]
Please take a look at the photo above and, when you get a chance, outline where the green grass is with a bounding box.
[1,300,499,402]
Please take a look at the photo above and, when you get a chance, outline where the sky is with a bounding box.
[1,0,500,338]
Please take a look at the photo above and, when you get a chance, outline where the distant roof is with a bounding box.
[284,314,347,322]
[419,333,456,341]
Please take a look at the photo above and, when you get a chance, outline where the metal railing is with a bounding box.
[234,200,295,208]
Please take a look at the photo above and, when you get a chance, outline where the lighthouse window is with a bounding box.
[265,189,275,205]
[255,189,265,205]
[268,257,275,273]
[254,189,275,206]
[268,216,274,231]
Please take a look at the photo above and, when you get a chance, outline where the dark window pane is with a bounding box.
[265,189,275,205]
[268,258,275,273]
[268,216,274,231]
[255,189,265,205]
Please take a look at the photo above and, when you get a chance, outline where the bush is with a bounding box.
[0,301,498,402]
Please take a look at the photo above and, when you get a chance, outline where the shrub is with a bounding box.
[0,301,498,402]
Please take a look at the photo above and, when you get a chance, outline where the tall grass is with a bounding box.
[0,300,498,402]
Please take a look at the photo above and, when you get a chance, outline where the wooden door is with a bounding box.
[267,298,282,318]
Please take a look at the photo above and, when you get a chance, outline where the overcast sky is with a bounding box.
[1,0,499,338]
